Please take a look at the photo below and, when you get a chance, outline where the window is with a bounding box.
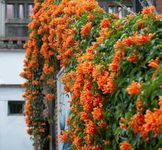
[18,4,24,19]
[8,101,25,115]
[108,7,116,13]
[6,4,14,19]
[28,4,33,17]
[118,7,123,18]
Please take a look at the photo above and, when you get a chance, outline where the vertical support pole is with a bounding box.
[15,3,18,19]
[49,99,56,150]
[24,2,28,19]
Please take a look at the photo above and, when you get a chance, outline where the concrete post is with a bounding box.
[0,0,5,37]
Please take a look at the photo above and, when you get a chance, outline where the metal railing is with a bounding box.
[99,0,159,18]
[99,1,133,18]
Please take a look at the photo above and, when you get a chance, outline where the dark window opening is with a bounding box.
[8,101,25,115]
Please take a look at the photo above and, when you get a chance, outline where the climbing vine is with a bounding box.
[21,0,162,149]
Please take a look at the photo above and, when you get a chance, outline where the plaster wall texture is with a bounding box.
[0,50,33,150]
[0,51,25,85]
[0,98,33,150]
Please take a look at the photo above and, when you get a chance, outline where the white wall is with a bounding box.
[0,50,33,150]
[0,86,24,100]
[0,87,33,150]
[0,51,25,84]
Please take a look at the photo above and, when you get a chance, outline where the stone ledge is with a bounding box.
[0,84,22,88]
[0,48,25,52]
[0,37,27,49]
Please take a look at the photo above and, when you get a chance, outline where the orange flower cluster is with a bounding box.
[92,107,104,120]
[80,112,89,121]
[136,99,143,111]
[25,116,31,125]
[142,6,155,14]
[148,57,159,69]
[133,33,155,46]
[148,57,160,80]
[144,108,162,137]
[100,18,110,28]
[159,96,162,108]
[46,93,54,101]
[119,117,127,129]
[130,97,162,140]
[112,32,155,74]
[130,113,145,134]
[109,51,124,72]
[127,51,139,63]
[81,22,92,37]
[73,136,81,148]
[92,65,115,94]
[22,0,162,148]
[62,70,76,92]
[86,120,97,135]
[127,81,142,95]
[80,81,93,113]
[97,71,115,94]
[120,141,132,150]
[61,130,69,142]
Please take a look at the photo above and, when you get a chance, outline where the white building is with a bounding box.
[0,0,34,150]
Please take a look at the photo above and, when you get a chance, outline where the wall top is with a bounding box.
[0,37,27,49]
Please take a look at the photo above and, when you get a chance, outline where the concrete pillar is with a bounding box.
[24,2,28,19]
[0,0,5,37]
[49,99,56,150]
